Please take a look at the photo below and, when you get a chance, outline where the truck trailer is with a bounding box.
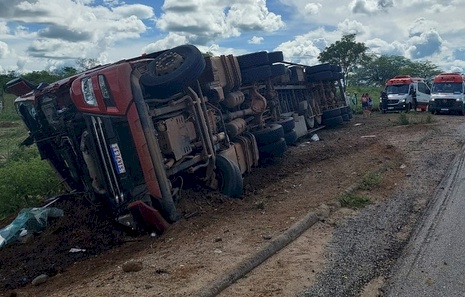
[6,44,350,232]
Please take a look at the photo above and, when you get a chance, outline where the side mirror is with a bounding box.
[5,77,37,97]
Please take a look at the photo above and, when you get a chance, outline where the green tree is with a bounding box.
[76,58,100,71]
[318,34,369,86]
[402,60,442,81]
[349,55,442,87]
[350,55,410,87]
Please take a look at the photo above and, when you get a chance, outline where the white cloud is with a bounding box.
[156,0,284,44]
[274,32,326,66]
[143,32,188,54]
[337,19,366,35]
[248,36,264,44]
[304,3,322,15]
[0,41,9,58]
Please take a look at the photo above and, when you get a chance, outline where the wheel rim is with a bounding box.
[155,51,184,75]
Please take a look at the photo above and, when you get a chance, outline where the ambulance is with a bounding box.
[429,72,465,115]
[381,75,431,112]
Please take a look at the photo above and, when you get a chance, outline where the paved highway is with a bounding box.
[386,144,465,296]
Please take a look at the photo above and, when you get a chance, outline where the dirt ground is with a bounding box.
[1,111,463,297]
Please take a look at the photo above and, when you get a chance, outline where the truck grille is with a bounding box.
[87,115,144,206]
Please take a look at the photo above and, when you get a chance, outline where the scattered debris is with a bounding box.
[31,274,49,286]
[122,260,143,273]
[0,207,63,249]
[69,248,86,253]
[361,135,377,138]
[311,134,320,142]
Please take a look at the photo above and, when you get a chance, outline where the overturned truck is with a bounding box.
[6,45,350,232]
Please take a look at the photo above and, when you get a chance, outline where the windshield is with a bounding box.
[431,82,463,94]
[386,84,409,94]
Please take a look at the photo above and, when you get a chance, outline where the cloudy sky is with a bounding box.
[0,0,464,74]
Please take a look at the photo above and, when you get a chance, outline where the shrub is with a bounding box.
[358,172,382,191]
[0,156,61,219]
[338,193,371,209]
[397,113,409,125]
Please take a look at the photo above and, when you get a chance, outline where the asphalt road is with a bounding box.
[385,143,465,296]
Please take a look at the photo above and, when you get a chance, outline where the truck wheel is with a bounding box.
[251,123,284,145]
[307,71,333,82]
[322,115,344,128]
[305,63,331,74]
[241,65,272,84]
[237,51,269,69]
[140,45,206,96]
[268,51,284,64]
[215,155,243,198]
[275,117,295,132]
[322,108,342,119]
[283,129,298,146]
[270,64,287,77]
[258,138,288,158]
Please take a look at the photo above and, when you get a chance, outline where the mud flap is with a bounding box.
[128,200,171,234]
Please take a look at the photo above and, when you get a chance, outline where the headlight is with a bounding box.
[81,77,98,106]
[430,98,435,102]
[456,98,461,102]
[400,99,406,103]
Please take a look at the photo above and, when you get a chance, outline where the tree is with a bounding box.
[349,55,411,87]
[350,55,442,87]
[76,58,100,71]
[401,60,442,81]
[318,34,369,86]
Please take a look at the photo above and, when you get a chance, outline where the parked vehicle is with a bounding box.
[6,45,349,232]
[429,72,465,115]
[381,75,431,112]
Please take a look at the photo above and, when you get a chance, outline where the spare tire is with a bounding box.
[140,45,206,97]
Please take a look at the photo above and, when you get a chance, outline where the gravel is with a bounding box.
[300,120,465,297]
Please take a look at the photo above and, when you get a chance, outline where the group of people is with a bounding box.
[361,93,373,118]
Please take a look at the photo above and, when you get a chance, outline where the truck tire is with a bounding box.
[283,129,298,146]
[307,70,333,82]
[237,51,269,69]
[322,108,342,119]
[322,115,344,128]
[140,45,205,97]
[251,123,284,146]
[258,138,287,158]
[270,64,287,77]
[268,51,284,64]
[241,65,271,84]
[215,155,243,198]
[275,117,295,132]
[305,63,331,74]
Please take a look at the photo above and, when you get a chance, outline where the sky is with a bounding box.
[0,0,464,74]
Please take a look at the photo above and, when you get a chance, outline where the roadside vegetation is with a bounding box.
[338,172,382,209]
[0,93,62,219]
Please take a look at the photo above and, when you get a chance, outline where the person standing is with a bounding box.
[361,93,369,118]
[367,94,373,117]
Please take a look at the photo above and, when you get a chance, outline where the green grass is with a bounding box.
[338,193,371,209]
[358,172,382,191]
[397,112,437,126]
[338,172,382,209]
[0,93,62,219]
